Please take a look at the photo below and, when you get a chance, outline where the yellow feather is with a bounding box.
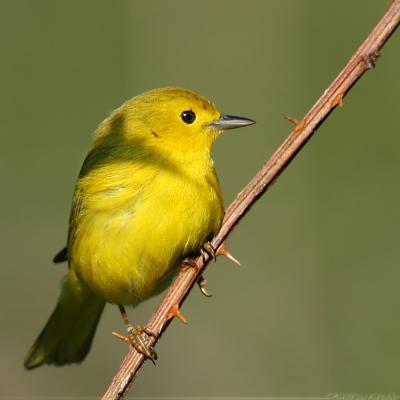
[24,87,253,368]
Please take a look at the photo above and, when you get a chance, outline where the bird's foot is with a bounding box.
[181,242,240,297]
[201,241,216,263]
[198,242,240,297]
[180,257,199,273]
[180,258,212,297]
[112,325,158,364]
[202,241,241,266]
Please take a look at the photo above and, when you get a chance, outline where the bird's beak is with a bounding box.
[208,114,256,130]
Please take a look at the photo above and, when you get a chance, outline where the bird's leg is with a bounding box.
[181,242,240,297]
[112,304,157,364]
[118,304,131,328]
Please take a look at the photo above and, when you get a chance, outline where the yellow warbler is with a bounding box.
[24,87,255,369]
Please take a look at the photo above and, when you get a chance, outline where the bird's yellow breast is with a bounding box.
[69,157,223,305]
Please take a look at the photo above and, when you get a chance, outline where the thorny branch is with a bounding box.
[101,2,400,399]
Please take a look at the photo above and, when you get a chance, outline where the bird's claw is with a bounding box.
[112,325,158,364]
[201,241,216,263]
[180,257,199,272]
[198,242,240,297]
[201,241,240,266]
[127,325,158,364]
[181,242,240,298]
[197,275,212,297]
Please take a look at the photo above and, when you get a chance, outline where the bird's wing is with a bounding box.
[65,146,160,265]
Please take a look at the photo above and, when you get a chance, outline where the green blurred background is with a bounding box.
[1,0,399,398]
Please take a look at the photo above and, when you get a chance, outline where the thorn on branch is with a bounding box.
[362,50,380,69]
[166,303,187,324]
[331,93,344,108]
[216,243,241,266]
[286,116,300,125]
[285,116,306,133]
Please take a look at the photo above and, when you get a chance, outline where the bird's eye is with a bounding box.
[181,110,196,124]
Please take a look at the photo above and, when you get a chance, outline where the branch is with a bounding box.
[101,2,400,399]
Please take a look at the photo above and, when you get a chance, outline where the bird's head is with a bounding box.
[93,87,255,165]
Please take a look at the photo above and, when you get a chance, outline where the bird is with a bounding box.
[24,87,255,369]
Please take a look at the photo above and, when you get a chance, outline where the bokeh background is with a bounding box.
[1,0,399,398]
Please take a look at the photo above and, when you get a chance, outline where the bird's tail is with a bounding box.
[24,269,105,369]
